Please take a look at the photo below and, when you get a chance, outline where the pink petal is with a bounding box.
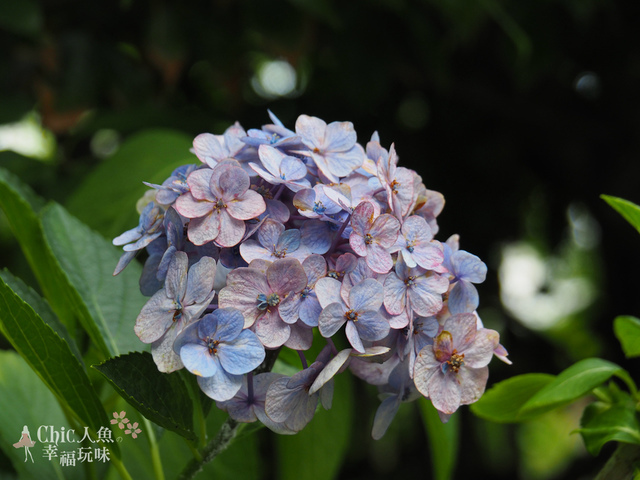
[187,212,221,245]
[175,192,214,219]
[443,313,478,353]
[458,366,489,405]
[463,329,500,368]
[428,370,462,415]
[214,210,246,247]
[226,189,266,221]
[186,168,216,201]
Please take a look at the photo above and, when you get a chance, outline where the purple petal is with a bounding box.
[267,258,307,295]
[383,273,407,316]
[345,320,365,353]
[309,348,352,395]
[318,303,347,338]
[258,219,285,248]
[448,281,479,315]
[349,278,384,312]
[365,244,393,274]
[451,251,487,283]
[283,321,314,350]
[151,325,183,373]
[135,290,177,343]
[370,214,400,248]
[315,277,342,308]
[165,251,188,301]
[299,295,322,327]
[372,395,401,440]
[254,311,291,348]
[193,133,225,167]
[213,164,249,199]
[183,256,216,305]
[355,310,390,342]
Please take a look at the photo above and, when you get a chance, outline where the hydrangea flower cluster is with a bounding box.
[114,111,510,438]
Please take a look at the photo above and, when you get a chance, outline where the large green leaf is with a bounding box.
[0,350,85,480]
[419,398,460,480]
[65,129,193,239]
[0,277,112,454]
[602,195,640,235]
[470,373,555,423]
[521,358,624,416]
[93,352,196,441]
[0,167,76,331]
[0,269,82,363]
[40,202,146,358]
[579,398,640,455]
[276,373,354,480]
[614,315,640,359]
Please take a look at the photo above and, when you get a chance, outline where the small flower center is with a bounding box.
[206,337,220,355]
[214,199,227,212]
[327,270,343,279]
[390,179,400,194]
[447,350,465,373]
[301,286,312,299]
[173,300,183,322]
[272,246,287,258]
[313,201,327,215]
[364,233,374,245]
[267,293,281,307]
[345,309,359,322]
[405,275,416,287]
[270,133,281,144]
[251,184,273,199]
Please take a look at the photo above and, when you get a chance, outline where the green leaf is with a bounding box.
[521,358,623,416]
[578,400,640,456]
[0,277,113,455]
[40,202,146,358]
[0,167,77,331]
[0,350,85,480]
[0,269,83,363]
[602,195,640,235]
[93,351,196,441]
[65,129,193,239]
[614,316,640,358]
[419,398,460,480]
[470,373,555,423]
[276,373,353,480]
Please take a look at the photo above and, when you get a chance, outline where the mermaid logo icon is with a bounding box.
[13,425,36,463]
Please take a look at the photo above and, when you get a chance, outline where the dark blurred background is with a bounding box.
[1,0,640,478]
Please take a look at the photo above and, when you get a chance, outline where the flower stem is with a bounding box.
[142,417,165,480]
[110,454,134,480]
[328,213,351,255]
[177,418,240,480]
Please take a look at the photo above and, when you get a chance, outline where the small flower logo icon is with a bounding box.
[124,422,141,439]
[110,411,129,430]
